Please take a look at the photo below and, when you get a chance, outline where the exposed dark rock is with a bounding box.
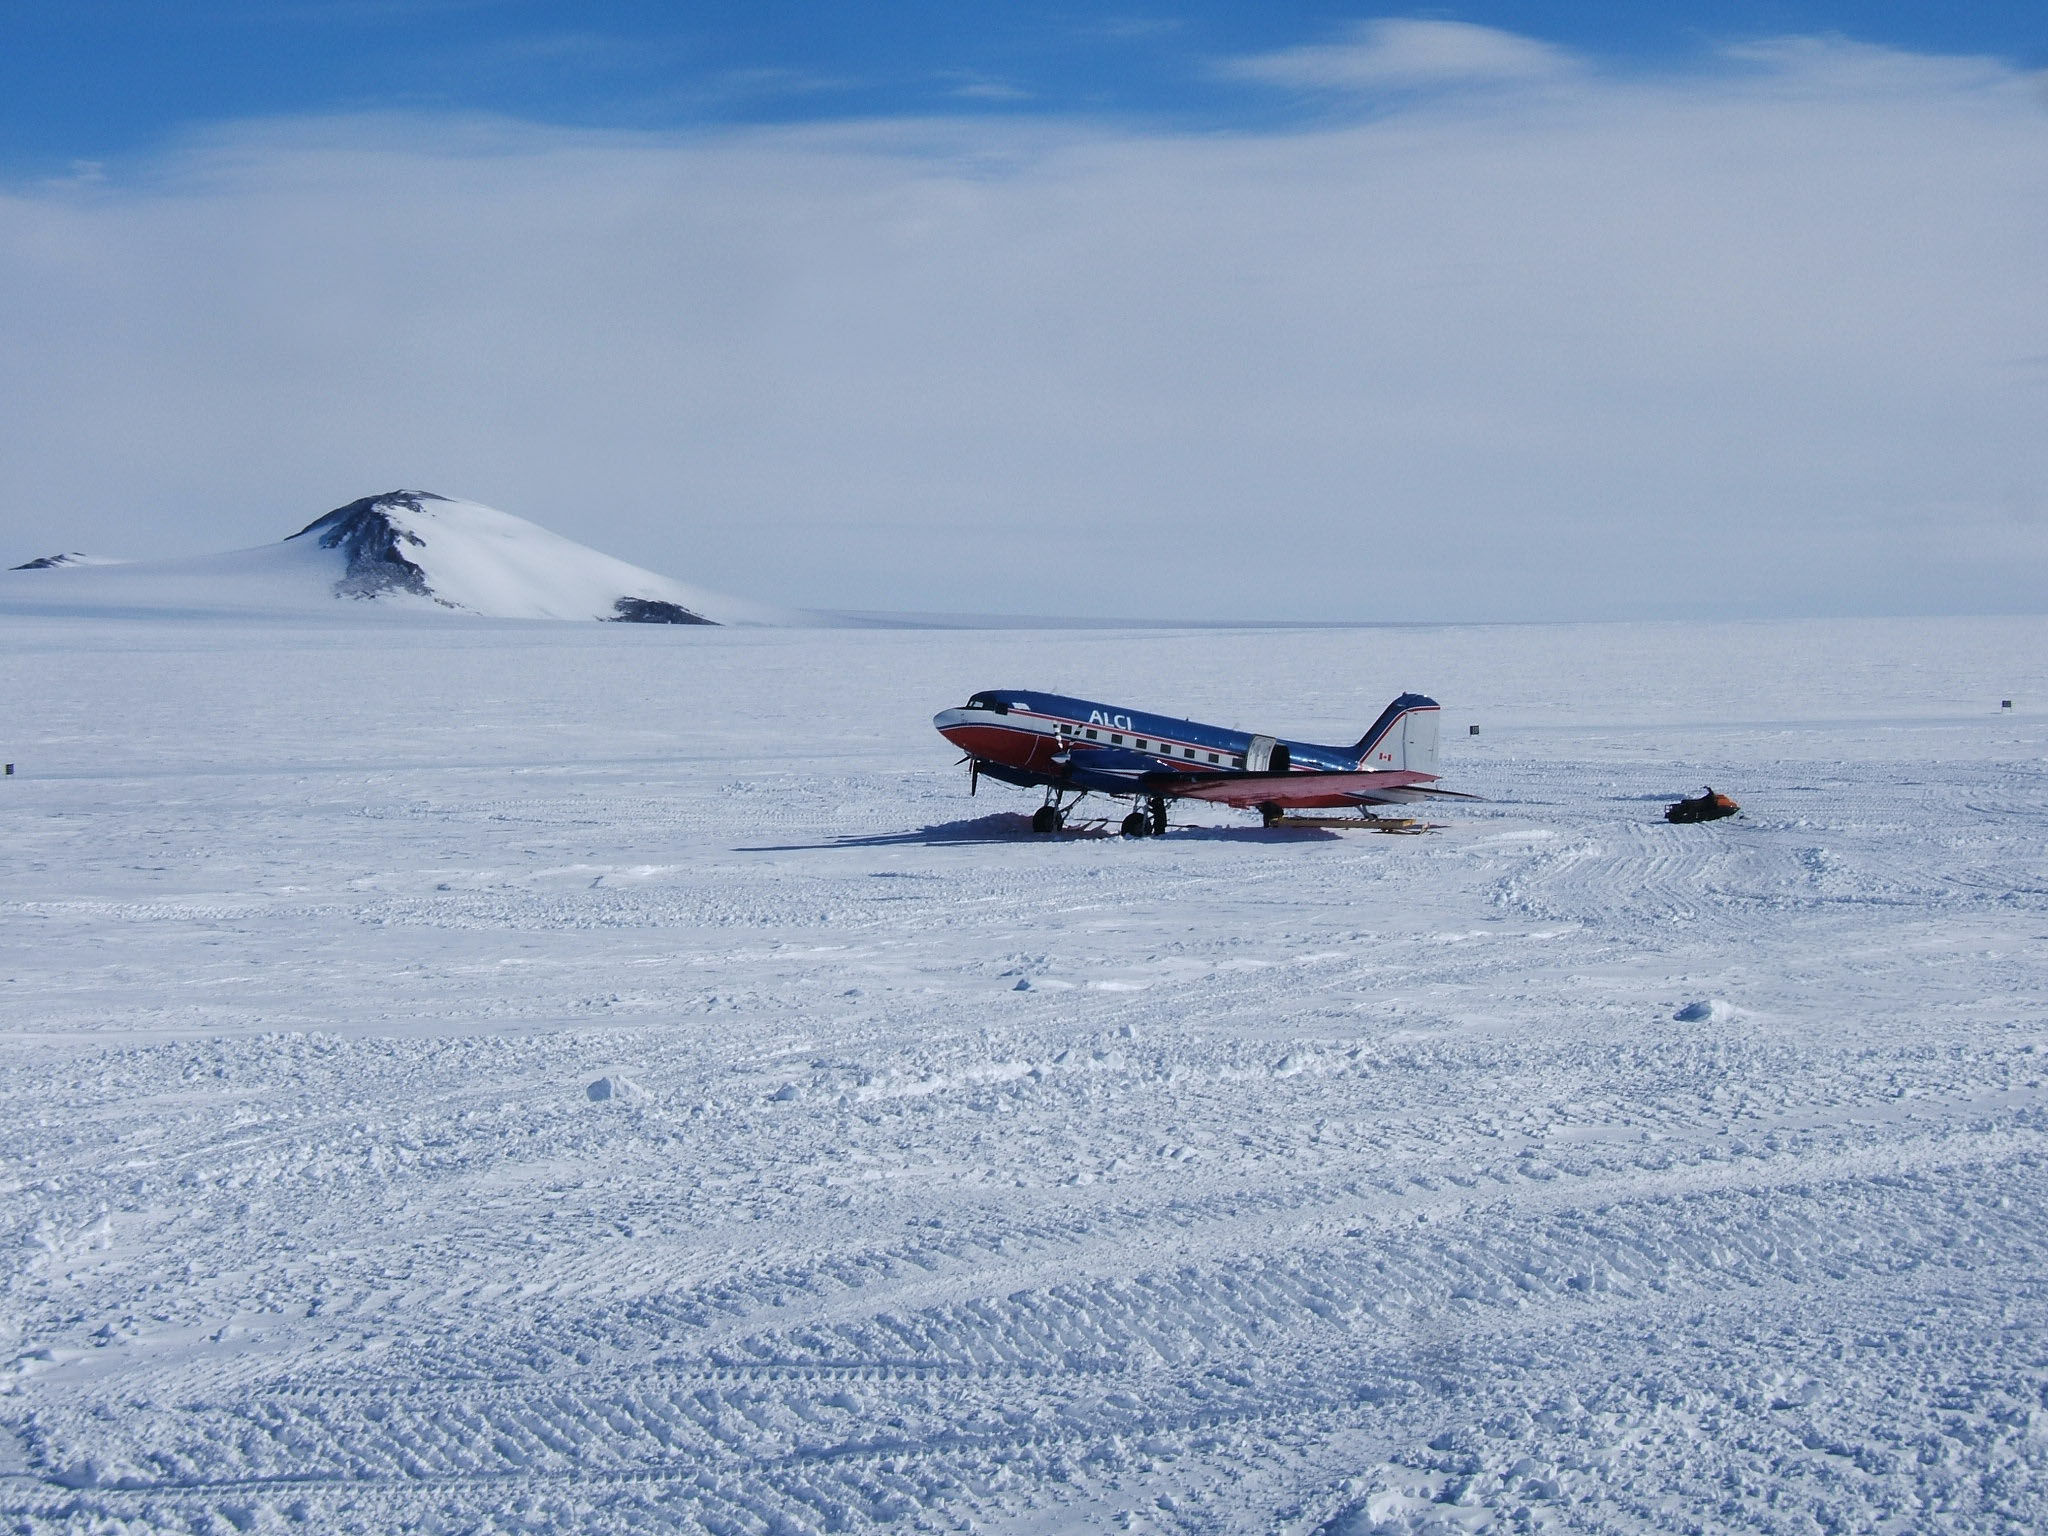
[610,596,714,625]
[289,491,448,599]
[12,553,89,569]
[283,492,723,620]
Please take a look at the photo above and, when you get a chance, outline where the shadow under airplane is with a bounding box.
[739,812,1341,852]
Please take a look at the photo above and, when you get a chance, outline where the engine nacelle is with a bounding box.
[1243,735,1292,774]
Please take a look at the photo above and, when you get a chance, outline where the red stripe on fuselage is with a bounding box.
[939,721,1065,775]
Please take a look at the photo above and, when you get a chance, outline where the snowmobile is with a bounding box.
[1666,787,1739,824]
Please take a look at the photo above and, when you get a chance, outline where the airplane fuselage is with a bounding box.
[935,690,1395,795]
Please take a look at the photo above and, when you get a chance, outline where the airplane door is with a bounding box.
[1245,736,1288,773]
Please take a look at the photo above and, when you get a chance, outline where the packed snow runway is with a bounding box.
[3,614,2045,1534]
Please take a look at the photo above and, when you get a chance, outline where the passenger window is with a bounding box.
[1086,729,1098,740]
[1134,738,1147,750]
[1207,752,1220,763]
[1184,747,1195,758]
[1110,733,1123,745]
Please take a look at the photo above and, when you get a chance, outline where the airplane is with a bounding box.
[933,689,1468,835]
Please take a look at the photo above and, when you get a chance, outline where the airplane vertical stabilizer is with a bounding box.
[1352,693,1440,774]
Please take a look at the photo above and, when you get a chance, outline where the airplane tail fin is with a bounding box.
[1352,693,1440,775]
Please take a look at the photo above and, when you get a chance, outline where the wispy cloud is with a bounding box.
[1222,19,1581,93]
[703,66,866,102]
[947,79,1034,104]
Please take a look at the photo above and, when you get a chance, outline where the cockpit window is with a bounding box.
[967,694,1011,714]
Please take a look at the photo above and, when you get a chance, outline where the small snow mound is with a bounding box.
[1673,998,1735,1023]
[586,1075,648,1102]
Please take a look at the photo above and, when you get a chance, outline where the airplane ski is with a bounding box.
[1258,811,1441,833]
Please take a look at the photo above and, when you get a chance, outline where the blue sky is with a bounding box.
[2,7,2044,620]
[5,2,2043,172]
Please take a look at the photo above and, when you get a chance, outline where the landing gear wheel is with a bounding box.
[1121,811,1150,837]
[1259,802,1285,828]
[1031,805,1063,835]
[1147,796,1168,836]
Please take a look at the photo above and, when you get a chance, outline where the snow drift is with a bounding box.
[1,491,794,625]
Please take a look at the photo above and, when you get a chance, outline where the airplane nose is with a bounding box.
[933,707,970,732]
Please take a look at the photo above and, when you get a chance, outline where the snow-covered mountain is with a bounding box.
[1,492,795,625]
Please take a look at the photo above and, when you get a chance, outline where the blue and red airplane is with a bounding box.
[933,689,1466,835]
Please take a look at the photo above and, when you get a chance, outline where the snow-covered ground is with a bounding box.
[2,612,2044,1534]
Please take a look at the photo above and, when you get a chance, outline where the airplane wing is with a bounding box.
[1162,770,1436,809]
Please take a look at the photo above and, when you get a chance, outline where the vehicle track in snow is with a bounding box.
[17,1184,2048,1534]
[15,1084,2047,1519]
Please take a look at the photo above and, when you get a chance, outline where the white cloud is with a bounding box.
[1223,19,1580,92]
[948,80,1034,103]
[1,34,2044,620]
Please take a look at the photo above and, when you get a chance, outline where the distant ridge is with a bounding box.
[11,552,122,571]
